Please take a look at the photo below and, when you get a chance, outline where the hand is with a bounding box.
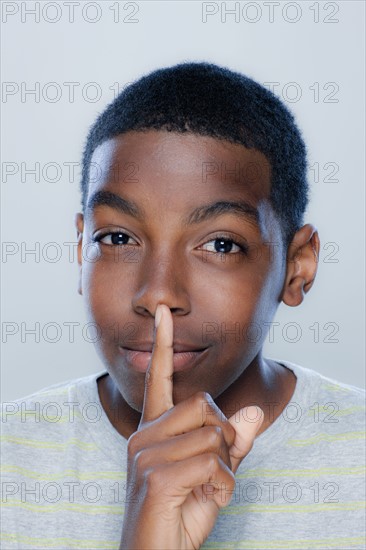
[119,304,264,550]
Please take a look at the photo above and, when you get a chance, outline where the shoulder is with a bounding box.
[280,359,365,429]
[0,371,108,492]
[281,359,365,398]
[0,370,107,434]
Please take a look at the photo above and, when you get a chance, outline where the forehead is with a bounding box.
[89,130,271,200]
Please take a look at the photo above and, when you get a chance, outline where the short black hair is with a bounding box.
[80,61,309,247]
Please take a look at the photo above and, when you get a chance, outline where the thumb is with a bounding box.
[228,405,264,474]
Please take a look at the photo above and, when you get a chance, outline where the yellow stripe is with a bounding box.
[287,431,365,447]
[2,499,124,516]
[201,536,365,549]
[0,436,98,451]
[220,501,365,515]
[5,499,363,517]
[1,532,118,549]
[321,382,353,394]
[236,466,365,478]
[1,465,127,481]
[2,533,364,550]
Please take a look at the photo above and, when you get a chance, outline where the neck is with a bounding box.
[215,354,297,436]
[97,354,297,441]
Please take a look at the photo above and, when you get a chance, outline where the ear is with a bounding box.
[75,213,84,296]
[281,224,320,307]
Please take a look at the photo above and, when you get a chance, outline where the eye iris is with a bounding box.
[215,238,233,253]
[111,232,129,245]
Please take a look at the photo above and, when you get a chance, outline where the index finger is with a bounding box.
[140,304,174,424]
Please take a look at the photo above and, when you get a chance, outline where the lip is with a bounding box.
[118,346,209,373]
[119,341,207,353]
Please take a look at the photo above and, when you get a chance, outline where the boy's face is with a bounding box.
[76,130,287,412]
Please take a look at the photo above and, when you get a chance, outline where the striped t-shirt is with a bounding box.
[1,360,365,550]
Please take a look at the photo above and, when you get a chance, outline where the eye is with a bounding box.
[199,234,248,255]
[92,231,137,246]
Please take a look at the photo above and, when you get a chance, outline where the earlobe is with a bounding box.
[281,224,320,307]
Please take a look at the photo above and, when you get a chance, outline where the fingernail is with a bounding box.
[155,305,163,328]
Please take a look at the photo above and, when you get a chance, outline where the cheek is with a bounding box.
[81,261,133,343]
[234,268,282,349]
[190,266,268,350]
[82,248,136,301]
[242,267,284,352]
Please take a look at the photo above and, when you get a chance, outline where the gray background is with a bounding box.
[1,1,365,401]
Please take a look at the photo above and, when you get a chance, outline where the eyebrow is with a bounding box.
[87,190,143,219]
[86,190,260,228]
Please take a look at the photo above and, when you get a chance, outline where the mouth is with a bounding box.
[118,346,210,373]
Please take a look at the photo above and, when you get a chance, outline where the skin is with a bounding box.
[119,303,265,549]
[75,129,320,547]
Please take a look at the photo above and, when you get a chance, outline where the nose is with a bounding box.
[131,250,191,318]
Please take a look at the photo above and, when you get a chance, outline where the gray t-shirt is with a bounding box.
[1,360,365,549]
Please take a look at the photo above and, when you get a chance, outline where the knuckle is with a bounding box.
[221,476,236,507]
[193,390,212,410]
[226,475,235,494]
[127,432,141,459]
[204,452,220,474]
[225,421,236,447]
[144,466,163,494]
[196,390,211,403]
[134,449,147,474]
[207,425,223,447]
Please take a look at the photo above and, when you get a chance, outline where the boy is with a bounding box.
[1,62,365,549]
